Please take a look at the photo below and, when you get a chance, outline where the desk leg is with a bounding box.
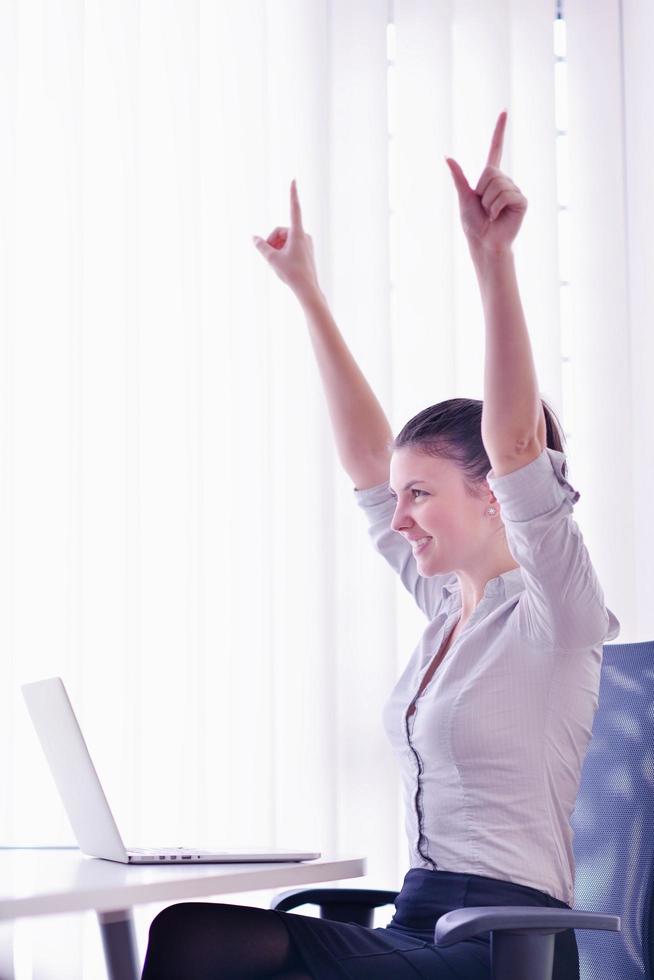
[0,920,14,980]
[97,909,139,980]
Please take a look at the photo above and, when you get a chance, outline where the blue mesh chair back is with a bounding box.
[571,639,654,978]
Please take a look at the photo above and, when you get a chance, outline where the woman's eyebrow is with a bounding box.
[389,480,428,494]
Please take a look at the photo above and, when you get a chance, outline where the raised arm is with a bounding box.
[253,181,393,489]
[446,111,547,475]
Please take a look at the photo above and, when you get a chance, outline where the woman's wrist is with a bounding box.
[295,282,326,312]
[469,242,515,284]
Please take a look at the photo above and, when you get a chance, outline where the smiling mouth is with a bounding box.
[412,537,432,555]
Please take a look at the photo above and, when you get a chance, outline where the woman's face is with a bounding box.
[389,446,499,575]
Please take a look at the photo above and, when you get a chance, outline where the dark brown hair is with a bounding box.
[391,396,566,499]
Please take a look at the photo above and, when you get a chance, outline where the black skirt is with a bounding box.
[271,867,580,979]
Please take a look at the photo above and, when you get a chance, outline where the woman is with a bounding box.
[141,111,620,979]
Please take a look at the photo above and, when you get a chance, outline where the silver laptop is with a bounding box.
[22,677,321,865]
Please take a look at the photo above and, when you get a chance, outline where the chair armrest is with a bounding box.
[270,887,400,927]
[435,906,621,945]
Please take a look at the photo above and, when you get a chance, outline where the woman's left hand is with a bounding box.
[445,111,527,254]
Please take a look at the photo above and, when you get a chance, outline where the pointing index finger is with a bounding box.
[486,111,507,169]
[290,179,303,231]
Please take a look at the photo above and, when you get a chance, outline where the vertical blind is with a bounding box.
[0,0,645,974]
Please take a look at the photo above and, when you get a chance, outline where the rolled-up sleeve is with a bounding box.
[486,447,620,649]
[353,480,450,621]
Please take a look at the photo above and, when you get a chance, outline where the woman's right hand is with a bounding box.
[252,180,321,300]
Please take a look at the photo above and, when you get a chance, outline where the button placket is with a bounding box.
[402,610,467,871]
[404,705,436,870]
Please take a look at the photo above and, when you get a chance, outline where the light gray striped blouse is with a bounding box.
[353,445,620,906]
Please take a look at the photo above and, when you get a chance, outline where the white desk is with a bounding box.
[0,849,367,979]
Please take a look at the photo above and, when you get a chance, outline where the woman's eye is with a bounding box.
[389,489,427,500]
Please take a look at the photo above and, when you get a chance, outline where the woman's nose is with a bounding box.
[390,504,411,534]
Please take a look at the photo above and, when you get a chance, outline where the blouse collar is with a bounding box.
[440,567,524,604]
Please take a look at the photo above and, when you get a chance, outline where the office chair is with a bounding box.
[271,640,654,979]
